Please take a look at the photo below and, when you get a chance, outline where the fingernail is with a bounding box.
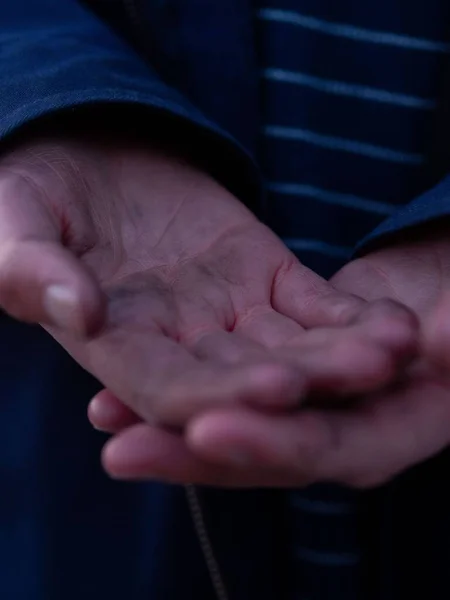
[43,285,83,334]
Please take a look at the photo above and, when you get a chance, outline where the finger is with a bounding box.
[271,260,364,327]
[187,372,450,488]
[344,298,419,351]
[281,298,419,396]
[194,326,397,401]
[88,389,142,433]
[272,259,419,349]
[187,409,326,486]
[72,327,309,427]
[87,299,419,433]
[102,422,292,487]
[242,298,417,354]
[239,301,418,398]
[190,328,313,408]
[0,174,105,335]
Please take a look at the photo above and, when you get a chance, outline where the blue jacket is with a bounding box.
[0,2,450,599]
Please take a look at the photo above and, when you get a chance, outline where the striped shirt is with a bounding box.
[255,2,450,599]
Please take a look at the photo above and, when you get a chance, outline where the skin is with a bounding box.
[0,137,417,435]
[90,227,450,489]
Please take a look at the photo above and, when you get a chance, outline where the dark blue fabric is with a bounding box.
[1,1,450,600]
[253,5,450,599]
[254,2,450,281]
[357,174,450,251]
[0,0,260,209]
[0,318,217,600]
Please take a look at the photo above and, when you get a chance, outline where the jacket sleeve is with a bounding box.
[356,174,450,254]
[0,0,260,205]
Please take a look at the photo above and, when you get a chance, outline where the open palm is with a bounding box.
[0,136,416,432]
[91,226,450,487]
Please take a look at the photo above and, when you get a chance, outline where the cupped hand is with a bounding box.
[0,135,419,429]
[91,225,450,487]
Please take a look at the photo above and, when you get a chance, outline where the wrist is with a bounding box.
[0,104,261,213]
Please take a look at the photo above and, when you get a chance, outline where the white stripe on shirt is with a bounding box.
[267,182,396,215]
[264,125,425,164]
[263,68,436,110]
[258,8,450,52]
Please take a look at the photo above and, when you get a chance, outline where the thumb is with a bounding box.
[0,174,105,336]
